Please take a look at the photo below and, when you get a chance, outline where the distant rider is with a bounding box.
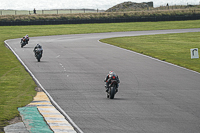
[21,34,29,44]
[104,71,120,92]
[33,44,43,57]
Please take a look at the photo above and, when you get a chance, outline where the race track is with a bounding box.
[6,29,200,133]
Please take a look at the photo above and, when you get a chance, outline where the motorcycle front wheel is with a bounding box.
[110,86,116,99]
[21,43,25,48]
[36,54,41,62]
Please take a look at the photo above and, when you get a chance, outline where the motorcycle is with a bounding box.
[20,37,29,48]
[34,48,42,62]
[106,79,118,99]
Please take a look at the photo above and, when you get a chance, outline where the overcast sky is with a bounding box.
[0,0,199,10]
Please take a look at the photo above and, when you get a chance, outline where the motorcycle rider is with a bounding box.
[21,34,29,44]
[104,71,120,92]
[33,43,43,57]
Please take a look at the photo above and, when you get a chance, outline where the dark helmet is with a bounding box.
[36,43,41,48]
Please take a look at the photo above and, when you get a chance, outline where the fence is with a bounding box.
[155,4,200,10]
[0,9,105,15]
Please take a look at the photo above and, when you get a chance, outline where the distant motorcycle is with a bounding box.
[20,36,29,48]
[106,79,118,99]
[34,48,43,62]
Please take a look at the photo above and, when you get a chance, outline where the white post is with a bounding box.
[190,48,199,59]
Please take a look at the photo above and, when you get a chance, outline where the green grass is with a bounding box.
[0,20,199,36]
[0,20,200,132]
[0,38,37,130]
[100,32,200,72]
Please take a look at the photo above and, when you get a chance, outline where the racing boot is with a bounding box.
[105,85,109,92]
[116,88,118,93]
[106,87,109,92]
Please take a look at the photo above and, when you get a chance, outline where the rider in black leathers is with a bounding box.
[104,71,120,92]
[33,44,43,57]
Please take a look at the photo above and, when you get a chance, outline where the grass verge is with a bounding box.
[0,20,200,132]
[0,40,37,131]
[100,32,200,72]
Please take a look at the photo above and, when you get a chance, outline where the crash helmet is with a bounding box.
[109,71,114,78]
[36,43,40,48]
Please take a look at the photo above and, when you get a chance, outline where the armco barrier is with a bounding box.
[0,15,200,26]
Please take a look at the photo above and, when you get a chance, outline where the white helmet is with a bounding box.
[109,71,114,78]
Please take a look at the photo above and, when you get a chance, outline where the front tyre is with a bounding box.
[21,43,24,48]
[36,54,41,62]
[110,86,116,99]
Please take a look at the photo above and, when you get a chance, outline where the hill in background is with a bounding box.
[106,1,153,12]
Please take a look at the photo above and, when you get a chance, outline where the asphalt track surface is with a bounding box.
[6,29,200,133]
